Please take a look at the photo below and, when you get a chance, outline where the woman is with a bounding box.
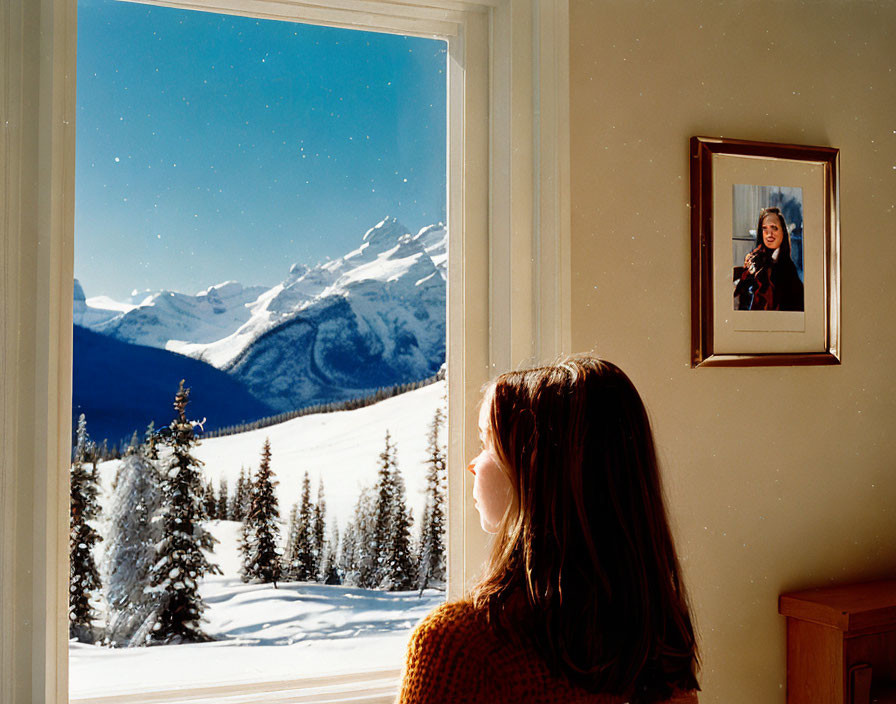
[734,206,804,311]
[397,357,699,704]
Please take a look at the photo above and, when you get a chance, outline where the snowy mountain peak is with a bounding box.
[76,217,446,379]
[287,263,309,282]
[128,288,156,305]
[361,216,409,251]
[412,223,447,275]
[199,281,245,298]
[387,234,426,261]
[73,280,138,328]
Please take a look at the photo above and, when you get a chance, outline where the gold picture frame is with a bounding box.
[690,136,840,367]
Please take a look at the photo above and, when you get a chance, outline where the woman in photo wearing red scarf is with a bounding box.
[734,206,804,311]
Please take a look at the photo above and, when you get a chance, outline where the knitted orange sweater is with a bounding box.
[396,601,697,704]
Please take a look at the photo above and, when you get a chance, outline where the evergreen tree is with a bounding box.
[104,440,161,646]
[69,414,102,643]
[312,478,327,580]
[417,407,447,589]
[339,514,358,585]
[281,502,300,581]
[322,524,341,585]
[343,486,376,587]
[231,466,252,521]
[230,468,244,520]
[144,421,159,461]
[240,470,254,519]
[283,472,316,581]
[382,466,416,591]
[217,477,230,520]
[203,479,218,519]
[143,380,220,644]
[111,431,139,493]
[126,430,140,453]
[240,439,282,585]
[370,432,397,588]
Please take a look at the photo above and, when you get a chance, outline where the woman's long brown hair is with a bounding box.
[471,357,699,703]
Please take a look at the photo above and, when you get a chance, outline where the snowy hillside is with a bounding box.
[201,378,444,527]
[69,381,451,701]
[97,379,446,562]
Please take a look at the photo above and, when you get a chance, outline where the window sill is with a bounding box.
[69,668,402,704]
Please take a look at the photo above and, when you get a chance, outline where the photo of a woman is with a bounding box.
[733,206,804,311]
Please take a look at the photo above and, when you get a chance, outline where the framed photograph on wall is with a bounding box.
[690,136,840,367]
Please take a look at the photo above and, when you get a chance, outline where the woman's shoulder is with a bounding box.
[401,600,699,704]
[398,601,499,703]
[408,599,490,647]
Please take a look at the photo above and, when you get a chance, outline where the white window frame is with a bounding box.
[0,0,570,701]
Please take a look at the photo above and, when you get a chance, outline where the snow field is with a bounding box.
[70,382,449,700]
[70,521,443,698]
[96,379,446,543]
[193,378,446,533]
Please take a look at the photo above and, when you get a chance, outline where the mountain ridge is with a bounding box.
[75,217,447,416]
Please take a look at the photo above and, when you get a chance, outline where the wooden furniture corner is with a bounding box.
[779,578,896,704]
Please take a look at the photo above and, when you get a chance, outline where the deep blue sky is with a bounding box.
[76,0,447,300]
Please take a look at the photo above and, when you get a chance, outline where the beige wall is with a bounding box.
[569,1,896,701]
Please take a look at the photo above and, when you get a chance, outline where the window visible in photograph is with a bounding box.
[70,1,447,698]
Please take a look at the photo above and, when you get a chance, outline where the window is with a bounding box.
[0,0,569,701]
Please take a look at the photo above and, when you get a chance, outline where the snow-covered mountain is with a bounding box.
[86,280,269,352]
[76,217,447,412]
[73,279,136,329]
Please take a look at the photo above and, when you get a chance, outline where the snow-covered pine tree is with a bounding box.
[203,479,218,520]
[104,439,162,647]
[217,477,230,521]
[288,472,316,581]
[240,438,282,586]
[230,467,246,520]
[417,407,447,589]
[381,466,416,591]
[342,486,376,587]
[322,523,341,585]
[70,414,103,643]
[281,502,300,581]
[312,478,326,581]
[143,380,221,644]
[232,466,253,521]
[339,514,358,585]
[144,421,159,460]
[241,469,255,519]
[370,431,397,588]
[111,431,139,492]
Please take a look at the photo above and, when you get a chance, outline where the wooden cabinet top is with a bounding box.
[779,578,896,633]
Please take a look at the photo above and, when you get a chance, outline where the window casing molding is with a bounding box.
[0,0,570,701]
